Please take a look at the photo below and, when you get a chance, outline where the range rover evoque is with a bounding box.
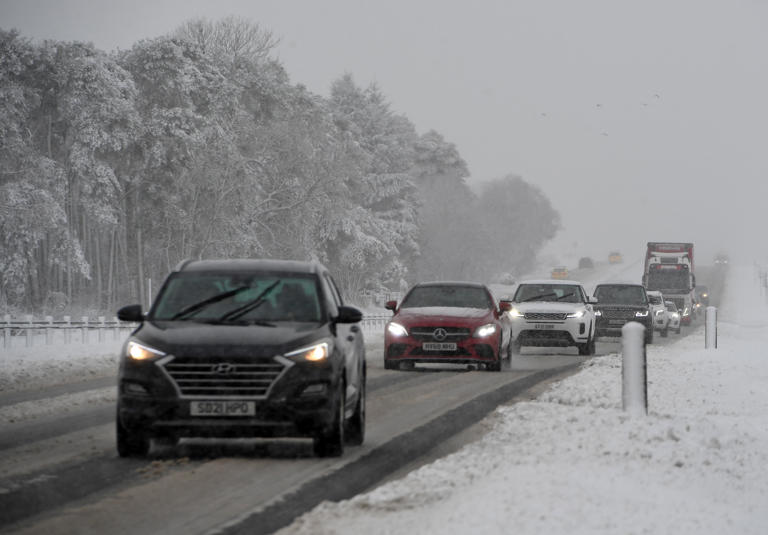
[115,259,366,458]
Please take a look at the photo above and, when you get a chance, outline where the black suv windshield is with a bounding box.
[513,284,583,303]
[648,295,663,305]
[594,285,647,305]
[152,272,323,322]
[401,285,492,309]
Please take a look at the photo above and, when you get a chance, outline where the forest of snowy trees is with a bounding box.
[0,18,560,314]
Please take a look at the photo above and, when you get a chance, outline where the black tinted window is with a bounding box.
[594,285,647,305]
[152,272,323,322]
[401,285,492,309]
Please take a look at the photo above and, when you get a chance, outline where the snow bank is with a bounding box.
[280,265,768,535]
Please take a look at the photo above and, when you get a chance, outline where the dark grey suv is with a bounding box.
[593,283,654,344]
[116,259,365,458]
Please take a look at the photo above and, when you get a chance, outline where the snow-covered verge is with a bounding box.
[280,265,768,535]
[0,341,123,394]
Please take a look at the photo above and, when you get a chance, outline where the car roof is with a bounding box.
[594,282,644,288]
[176,258,324,275]
[646,290,663,295]
[517,279,583,286]
[412,281,487,288]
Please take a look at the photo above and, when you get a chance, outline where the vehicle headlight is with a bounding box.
[682,307,690,316]
[509,308,524,318]
[474,323,498,338]
[127,341,166,361]
[566,309,585,319]
[285,341,330,362]
[635,311,649,317]
[594,310,602,317]
[387,322,408,337]
[655,309,664,316]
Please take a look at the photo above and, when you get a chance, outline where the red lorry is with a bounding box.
[642,242,696,325]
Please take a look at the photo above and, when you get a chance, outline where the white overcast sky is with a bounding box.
[2,0,767,264]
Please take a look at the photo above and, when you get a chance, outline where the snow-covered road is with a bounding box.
[280,264,768,535]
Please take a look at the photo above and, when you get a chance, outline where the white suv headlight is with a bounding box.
[509,308,524,318]
[474,323,497,338]
[387,322,408,337]
[566,309,585,319]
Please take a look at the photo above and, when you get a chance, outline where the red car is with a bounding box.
[384,282,511,371]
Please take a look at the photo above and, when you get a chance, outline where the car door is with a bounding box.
[322,273,363,406]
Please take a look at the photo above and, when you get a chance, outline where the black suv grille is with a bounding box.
[162,358,287,398]
[410,326,471,341]
[524,312,567,321]
[600,308,638,320]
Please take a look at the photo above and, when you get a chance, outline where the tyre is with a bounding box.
[506,339,513,360]
[345,369,365,446]
[384,360,397,370]
[116,411,150,458]
[510,338,522,355]
[645,326,654,345]
[313,382,345,457]
[661,325,668,338]
[578,335,595,356]
[487,343,502,371]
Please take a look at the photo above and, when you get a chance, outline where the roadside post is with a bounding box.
[45,316,54,345]
[3,314,10,350]
[81,316,89,344]
[621,322,647,416]
[705,306,717,349]
[25,315,33,347]
[63,316,71,344]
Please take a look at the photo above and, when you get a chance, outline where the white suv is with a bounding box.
[507,280,597,355]
[646,290,670,337]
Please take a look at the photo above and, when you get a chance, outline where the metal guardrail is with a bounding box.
[1,313,392,350]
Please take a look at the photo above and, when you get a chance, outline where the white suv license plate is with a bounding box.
[422,342,457,351]
[534,323,555,330]
[190,400,256,417]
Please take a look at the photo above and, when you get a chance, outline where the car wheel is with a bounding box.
[578,336,595,356]
[645,326,654,345]
[116,410,150,458]
[487,342,502,372]
[661,325,669,337]
[345,369,366,446]
[313,381,345,457]
[506,338,513,360]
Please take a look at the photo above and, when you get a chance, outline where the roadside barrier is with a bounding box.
[705,306,717,349]
[1,313,393,350]
[621,322,647,416]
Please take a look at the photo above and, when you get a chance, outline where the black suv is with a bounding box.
[593,283,653,344]
[116,259,365,458]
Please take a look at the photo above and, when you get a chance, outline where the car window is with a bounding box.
[152,272,323,322]
[401,285,493,309]
[593,285,648,305]
[513,284,583,303]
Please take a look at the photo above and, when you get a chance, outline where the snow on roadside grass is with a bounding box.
[0,341,122,394]
[281,266,768,535]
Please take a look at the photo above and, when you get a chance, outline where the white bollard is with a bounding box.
[621,322,647,416]
[26,315,33,347]
[705,306,717,349]
[45,316,53,345]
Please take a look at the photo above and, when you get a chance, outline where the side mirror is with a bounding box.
[589,297,598,304]
[117,304,144,322]
[385,300,397,312]
[335,305,363,324]
[499,301,512,312]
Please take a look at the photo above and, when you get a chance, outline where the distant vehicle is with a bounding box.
[646,290,670,337]
[115,259,366,458]
[578,257,594,269]
[593,283,654,344]
[507,280,597,356]
[608,251,623,264]
[665,300,682,334]
[714,254,729,265]
[642,242,696,324]
[695,285,710,308]
[384,282,511,371]
[551,266,569,279]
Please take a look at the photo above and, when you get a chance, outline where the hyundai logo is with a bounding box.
[212,363,236,375]
[432,328,448,341]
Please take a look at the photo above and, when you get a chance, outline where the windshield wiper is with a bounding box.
[556,292,576,301]
[219,280,281,322]
[523,292,557,302]
[170,286,250,320]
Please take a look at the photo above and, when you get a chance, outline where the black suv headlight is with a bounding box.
[126,340,166,361]
[285,340,333,362]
